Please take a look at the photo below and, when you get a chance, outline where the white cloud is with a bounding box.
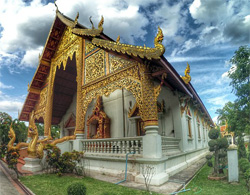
[207,95,229,106]
[21,46,43,68]
[0,90,25,119]
[168,56,223,63]
[0,100,23,112]
[172,0,250,55]
[212,115,218,124]
[0,82,14,89]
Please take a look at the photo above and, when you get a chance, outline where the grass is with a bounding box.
[20,164,250,195]
[20,174,161,195]
[184,164,250,195]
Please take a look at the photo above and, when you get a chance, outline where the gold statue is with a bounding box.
[26,111,51,159]
[7,123,28,151]
[181,62,191,84]
[154,26,165,52]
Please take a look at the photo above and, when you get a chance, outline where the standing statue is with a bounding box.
[27,111,45,159]
[7,123,28,151]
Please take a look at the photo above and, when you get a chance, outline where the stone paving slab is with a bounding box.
[0,165,20,195]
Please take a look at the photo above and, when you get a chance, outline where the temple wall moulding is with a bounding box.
[87,96,110,139]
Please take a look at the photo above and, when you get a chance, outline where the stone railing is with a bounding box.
[82,137,143,155]
[161,136,181,155]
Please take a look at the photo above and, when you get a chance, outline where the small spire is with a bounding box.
[54,0,58,11]
[116,35,120,43]
[74,12,79,27]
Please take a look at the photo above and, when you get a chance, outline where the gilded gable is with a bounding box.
[85,50,105,84]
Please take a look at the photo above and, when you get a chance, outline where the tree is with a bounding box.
[0,112,12,145]
[0,112,28,144]
[217,46,250,135]
[228,46,250,134]
[229,46,250,104]
[208,129,229,175]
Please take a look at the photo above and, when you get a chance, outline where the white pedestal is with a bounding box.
[227,146,239,182]
[143,126,162,158]
[22,157,42,172]
[73,134,85,151]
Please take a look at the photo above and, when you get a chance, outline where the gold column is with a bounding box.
[140,71,159,127]
[44,64,54,137]
[75,38,84,135]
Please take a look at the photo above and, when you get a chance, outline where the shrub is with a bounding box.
[44,145,84,175]
[207,160,213,167]
[207,128,229,175]
[6,148,20,178]
[0,144,7,159]
[244,168,250,191]
[67,182,86,195]
[239,158,248,168]
[238,136,247,159]
[208,140,217,148]
[206,154,213,160]
[208,129,220,139]
[241,161,250,172]
[239,158,250,191]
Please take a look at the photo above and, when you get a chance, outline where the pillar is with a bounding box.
[44,65,53,137]
[74,38,84,147]
[140,68,162,158]
[227,144,239,182]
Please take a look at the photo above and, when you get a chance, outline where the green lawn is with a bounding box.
[20,174,160,195]
[184,164,250,195]
[20,165,250,195]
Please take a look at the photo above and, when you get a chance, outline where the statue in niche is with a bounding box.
[87,96,110,139]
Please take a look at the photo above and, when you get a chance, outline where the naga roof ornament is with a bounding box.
[72,16,104,36]
[181,62,191,84]
[92,26,165,60]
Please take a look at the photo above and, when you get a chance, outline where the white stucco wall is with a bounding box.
[58,84,209,153]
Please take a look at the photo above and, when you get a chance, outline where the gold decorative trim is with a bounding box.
[72,16,104,37]
[91,27,165,60]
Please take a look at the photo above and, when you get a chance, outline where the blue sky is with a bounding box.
[0,0,249,122]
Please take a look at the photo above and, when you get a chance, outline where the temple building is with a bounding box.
[18,9,213,185]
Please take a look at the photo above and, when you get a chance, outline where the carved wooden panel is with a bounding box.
[85,50,105,84]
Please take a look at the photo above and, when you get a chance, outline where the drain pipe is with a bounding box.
[115,151,135,185]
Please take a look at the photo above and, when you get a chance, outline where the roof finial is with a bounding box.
[154,26,165,56]
[116,35,120,43]
[74,12,79,27]
[89,16,94,29]
[181,62,191,84]
[54,0,58,12]
[98,16,104,31]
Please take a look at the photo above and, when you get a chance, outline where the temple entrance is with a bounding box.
[52,54,77,126]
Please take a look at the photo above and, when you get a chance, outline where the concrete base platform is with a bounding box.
[22,157,42,172]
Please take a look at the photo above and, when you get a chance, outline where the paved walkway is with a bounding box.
[0,165,20,195]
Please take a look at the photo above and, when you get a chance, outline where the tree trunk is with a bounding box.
[214,149,219,175]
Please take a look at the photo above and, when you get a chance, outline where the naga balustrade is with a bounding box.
[82,137,143,155]
[161,136,181,155]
